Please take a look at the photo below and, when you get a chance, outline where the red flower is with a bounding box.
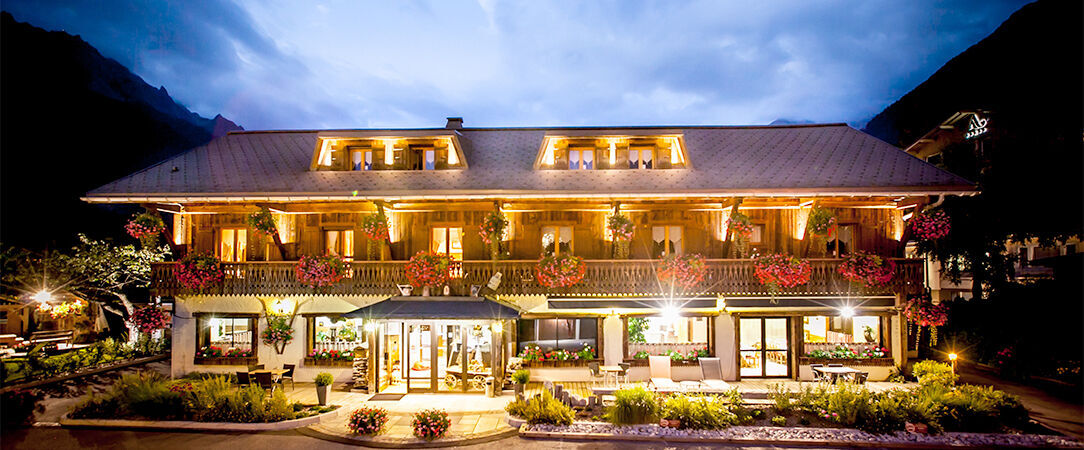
[405,251,454,287]
[535,254,586,288]
[295,254,350,288]
[909,210,951,242]
[837,251,895,287]
[754,253,812,292]
[657,254,707,289]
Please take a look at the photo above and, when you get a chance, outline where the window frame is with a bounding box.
[217,227,248,262]
[829,223,857,257]
[541,224,575,256]
[195,314,258,357]
[651,225,684,257]
[430,225,465,260]
[749,222,766,245]
[324,228,355,260]
[623,314,715,360]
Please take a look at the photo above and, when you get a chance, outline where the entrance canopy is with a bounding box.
[342,296,520,320]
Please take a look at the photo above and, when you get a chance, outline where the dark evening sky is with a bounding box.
[4,0,1030,130]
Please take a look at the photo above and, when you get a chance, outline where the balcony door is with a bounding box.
[219,228,247,262]
[739,317,790,378]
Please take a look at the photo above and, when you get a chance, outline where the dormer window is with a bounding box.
[312,135,467,171]
[535,134,687,170]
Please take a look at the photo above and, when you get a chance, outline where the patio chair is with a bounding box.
[617,362,631,386]
[648,356,681,392]
[852,371,869,385]
[254,372,275,393]
[697,357,730,391]
[587,361,606,388]
[248,363,265,372]
[809,364,826,383]
[827,363,843,367]
[236,371,251,388]
[280,364,296,390]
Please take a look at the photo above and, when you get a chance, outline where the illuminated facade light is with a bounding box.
[32,290,53,303]
[384,140,395,166]
[840,306,855,318]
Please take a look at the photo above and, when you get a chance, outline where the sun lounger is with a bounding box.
[648,355,681,392]
[697,357,731,391]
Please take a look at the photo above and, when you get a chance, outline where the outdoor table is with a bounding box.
[249,368,288,382]
[812,366,860,384]
[600,365,623,387]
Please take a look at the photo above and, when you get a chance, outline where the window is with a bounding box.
[827,224,854,256]
[431,227,463,260]
[627,316,710,358]
[351,149,372,171]
[651,226,683,257]
[309,316,363,353]
[325,229,355,259]
[749,223,765,245]
[628,147,653,169]
[424,149,436,170]
[802,315,882,345]
[516,318,597,353]
[740,317,789,377]
[219,228,247,262]
[197,316,255,353]
[541,226,573,256]
[569,149,580,170]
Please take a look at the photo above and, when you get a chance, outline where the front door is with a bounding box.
[406,323,435,392]
[739,317,790,378]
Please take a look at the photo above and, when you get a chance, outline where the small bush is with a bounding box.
[940,384,1027,432]
[607,387,659,425]
[771,415,786,426]
[767,383,793,414]
[660,394,736,430]
[349,407,389,435]
[69,390,123,419]
[1,390,43,427]
[512,369,530,385]
[315,372,334,386]
[912,360,957,387]
[412,409,451,440]
[505,391,574,425]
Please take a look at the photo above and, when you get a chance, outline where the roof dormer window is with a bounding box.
[312,134,467,171]
[535,134,687,170]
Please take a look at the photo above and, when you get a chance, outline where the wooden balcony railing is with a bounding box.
[151,258,924,298]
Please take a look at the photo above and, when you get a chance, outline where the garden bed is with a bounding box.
[304,358,353,368]
[521,423,1081,448]
[60,405,340,432]
[194,356,256,366]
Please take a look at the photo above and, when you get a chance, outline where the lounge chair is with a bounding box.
[697,357,730,391]
[648,356,681,392]
[852,371,869,385]
[809,364,826,382]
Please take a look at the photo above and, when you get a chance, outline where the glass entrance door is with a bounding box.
[739,317,790,378]
[406,323,434,392]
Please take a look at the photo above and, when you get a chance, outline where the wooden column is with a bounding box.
[720,198,744,258]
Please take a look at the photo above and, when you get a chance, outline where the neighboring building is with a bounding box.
[85,118,976,391]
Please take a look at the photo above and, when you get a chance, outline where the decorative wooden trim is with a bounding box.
[194,356,257,366]
[303,357,354,367]
[798,357,895,366]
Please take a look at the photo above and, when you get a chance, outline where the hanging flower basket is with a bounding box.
[360,214,389,259]
[837,251,895,288]
[478,211,508,260]
[125,213,165,248]
[806,207,837,236]
[909,210,951,241]
[728,213,754,257]
[657,254,707,290]
[262,316,294,354]
[176,253,224,293]
[754,253,811,293]
[295,254,350,288]
[47,299,87,319]
[405,251,453,288]
[607,214,634,259]
[903,293,948,346]
[535,254,586,288]
[129,304,171,334]
[248,208,278,236]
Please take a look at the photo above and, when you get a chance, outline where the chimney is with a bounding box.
[445,117,463,130]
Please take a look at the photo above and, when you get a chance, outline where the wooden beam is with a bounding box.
[720,197,744,257]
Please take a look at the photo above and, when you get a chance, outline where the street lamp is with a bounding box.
[948,352,958,374]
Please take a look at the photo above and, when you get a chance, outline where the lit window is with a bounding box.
[582,149,594,170]
[516,318,597,353]
[198,316,255,353]
[425,149,435,170]
[310,316,363,352]
[325,229,354,259]
[219,228,247,262]
[626,316,709,359]
[828,224,854,256]
[651,226,682,257]
[750,224,765,245]
[431,227,463,260]
[541,226,573,256]
[803,315,882,346]
[352,149,372,171]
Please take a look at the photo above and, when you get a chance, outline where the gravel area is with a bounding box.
[525,422,1084,448]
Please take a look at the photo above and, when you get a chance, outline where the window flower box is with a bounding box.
[519,359,597,368]
[194,356,257,366]
[798,357,895,366]
[304,357,354,367]
[626,358,703,367]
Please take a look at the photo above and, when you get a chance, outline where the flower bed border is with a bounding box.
[304,357,354,367]
[193,356,257,366]
[798,357,895,367]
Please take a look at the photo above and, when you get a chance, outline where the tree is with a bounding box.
[1,234,168,341]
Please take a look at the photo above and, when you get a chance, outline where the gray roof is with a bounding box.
[86,124,976,201]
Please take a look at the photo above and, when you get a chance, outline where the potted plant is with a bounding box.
[607,214,634,259]
[753,253,812,295]
[261,316,294,354]
[727,212,754,257]
[315,372,333,406]
[175,253,224,294]
[295,254,350,289]
[348,406,390,435]
[805,207,836,256]
[128,304,171,336]
[837,251,895,288]
[903,293,948,346]
[656,254,707,290]
[125,212,166,249]
[405,251,453,296]
[478,211,508,261]
[360,213,390,259]
[412,409,451,440]
[511,369,530,397]
[534,254,586,289]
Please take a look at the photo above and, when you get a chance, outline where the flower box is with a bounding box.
[520,359,596,368]
[194,356,257,366]
[304,357,354,367]
[798,357,895,366]
[627,358,703,367]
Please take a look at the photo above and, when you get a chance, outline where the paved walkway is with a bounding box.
[959,365,1084,439]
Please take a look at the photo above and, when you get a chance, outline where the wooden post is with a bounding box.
[800,200,819,258]
[610,201,621,258]
[720,198,744,258]
[375,201,392,261]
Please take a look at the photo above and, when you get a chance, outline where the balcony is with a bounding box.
[150,258,924,298]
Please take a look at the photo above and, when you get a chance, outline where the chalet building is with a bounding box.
[85,117,976,391]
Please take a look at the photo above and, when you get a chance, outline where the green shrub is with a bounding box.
[861,393,907,434]
[505,391,573,425]
[607,387,659,425]
[720,388,753,424]
[912,360,957,387]
[660,394,736,430]
[770,415,786,426]
[315,372,334,386]
[886,366,907,383]
[1,390,44,427]
[766,383,793,414]
[112,372,184,420]
[69,390,123,419]
[823,383,873,427]
[512,369,530,385]
[939,384,1027,432]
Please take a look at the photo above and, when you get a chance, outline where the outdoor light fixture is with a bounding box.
[661,304,680,324]
[364,321,378,333]
[840,306,855,318]
[491,322,503,333]
[32,290,53,303]
[948,353,958,361]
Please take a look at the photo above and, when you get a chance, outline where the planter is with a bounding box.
[194,356,257,366]
[304,357,354,368]
[798,357,895,366]
[627,358,703,367]
[520,359,596,368]
[316,385,328,406]
[514,383,524,397]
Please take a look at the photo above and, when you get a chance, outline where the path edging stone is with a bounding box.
[58,407,341,432]
[300,422,518,448]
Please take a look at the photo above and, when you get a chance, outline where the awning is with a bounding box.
[547,296,718,310]
[341,296,521,320]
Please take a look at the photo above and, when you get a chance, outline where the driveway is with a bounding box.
[958,365,1084,439]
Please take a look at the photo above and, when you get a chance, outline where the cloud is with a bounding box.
[3,0,1031,129]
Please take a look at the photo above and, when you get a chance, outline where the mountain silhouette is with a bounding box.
[0,12,243,249]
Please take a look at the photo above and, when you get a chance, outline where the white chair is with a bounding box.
[648,356,681,392]
[697,357,730,391]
